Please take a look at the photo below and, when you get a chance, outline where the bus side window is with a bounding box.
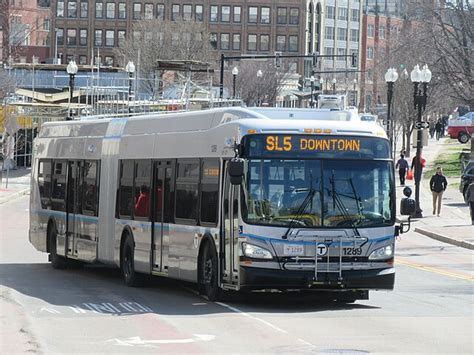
[118,160,134,219]
[200,158,219,226]
[51,160,67,211]
[38,160,52,209]
[83,161,99,216]
[134,160,151,220]
[175,159,199,223]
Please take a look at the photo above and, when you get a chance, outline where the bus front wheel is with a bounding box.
[121,235,144,287]
[200,242,220,301]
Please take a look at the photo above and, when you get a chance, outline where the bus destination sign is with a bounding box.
[243,134,390,159]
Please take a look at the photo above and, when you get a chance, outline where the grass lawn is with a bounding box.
[425,151,463,178]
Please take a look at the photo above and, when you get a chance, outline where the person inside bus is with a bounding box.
[135,185,150,218]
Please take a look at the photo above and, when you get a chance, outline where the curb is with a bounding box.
[0,188,30,205]
[414,227,474,250]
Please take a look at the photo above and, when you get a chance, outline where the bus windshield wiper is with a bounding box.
[329,173,361,237]
[282,187,316,239]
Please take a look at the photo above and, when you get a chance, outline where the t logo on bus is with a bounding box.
[316,243,328,256]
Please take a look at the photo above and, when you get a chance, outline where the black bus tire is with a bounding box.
[121,234,144,287]
[200,242,220,301]
[48,225,68,269]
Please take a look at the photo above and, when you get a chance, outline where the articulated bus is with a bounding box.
[30,107,412,302]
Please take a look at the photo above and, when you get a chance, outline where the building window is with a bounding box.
[221,5,230,22]
[181,4,191,20]
[144,3,153,19]
[248,7,258,23]
[233,6,241,22]
[232,33,240,50]
[57,28,64,45]
[277,8,287,24]
[367,24,374,37]
[338,7,348,21]
[367,46,374,59]
[104,56,113,66]
[118,3,126,18]
[337,48,346,61]
[133,3,141,19]
[260,34,269,51]
[94,29,103,46]
[105,30,114,46]
[221,33,229,50]
[325,47,334,56]
[379,25,385,39]
[337,27,347,41]
[247,34,257,51]
[106,2,115,18]
[289,35,298,52]
[43,18,50,31]
[210,5,218,22]
[276,35,285,51]
[68,1,77,18]
[156,4,164,20]
[118,30,126,46]
[79,55,87,64]
[95,1,103,18]
[289,8,299,25]
[326,6,335,19]
[325,26,334,40]
[195,5,203,21]
[210,33,217,49]
[351,9,359,22]
[79,29,87,46]
[67,29,76,45]
[261,7,270,24]
[80,0,88,18]
[94,56,101,65]
[57,0,64,17]
[350,29,359,41]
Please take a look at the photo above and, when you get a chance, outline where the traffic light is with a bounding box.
[351,53,357,67]
[275,52,281,69]
[312,52,318,69]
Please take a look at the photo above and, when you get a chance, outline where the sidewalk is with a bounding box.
[396,136,473,250]
[0,167,31,205]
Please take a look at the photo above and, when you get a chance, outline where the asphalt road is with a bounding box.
[1,196,473,354]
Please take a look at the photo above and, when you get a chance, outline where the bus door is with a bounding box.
[221,165,240,288]
[152,160,174,273]
[66,160,83,257]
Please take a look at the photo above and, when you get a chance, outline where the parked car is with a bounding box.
[448,112,473,143]
[460,160,474,202]
[359,114,377,123]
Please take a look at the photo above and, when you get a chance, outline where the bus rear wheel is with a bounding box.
[48,225,67,269]
[200,242,220,301]
[121,235,144,287]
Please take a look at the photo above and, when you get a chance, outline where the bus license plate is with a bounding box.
[284,244,304,256]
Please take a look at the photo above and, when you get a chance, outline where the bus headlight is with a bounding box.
[368,244,393,260]
[242,243,273,259]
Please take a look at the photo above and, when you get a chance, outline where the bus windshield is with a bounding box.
[243,159,394,228]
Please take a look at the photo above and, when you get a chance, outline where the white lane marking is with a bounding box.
[297,338,315,347]
[40,307,60,314]
[107,334,215,346]
[215,302,288,334]
[69,305,87,313]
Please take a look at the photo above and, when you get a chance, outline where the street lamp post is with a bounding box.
[332,78,337,94]
[256,69,263,106]
[310,75,315,108]
[385,67,399,157]
[352,78,357,106]
[410,64,432,218]
[125,61,135,114]
[232,67,239,99]
[66,60,78,120]
[319,77,324,95]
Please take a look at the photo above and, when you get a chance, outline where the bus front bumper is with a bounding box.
[239,266,395,291]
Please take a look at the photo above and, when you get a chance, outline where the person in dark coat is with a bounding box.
[395,154,409,186]
[429,166,448,216]
[435,120,443,140]
[466,182,474,225]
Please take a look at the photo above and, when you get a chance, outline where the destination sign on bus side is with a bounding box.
[243,134,390,159]
[265,136,361,152]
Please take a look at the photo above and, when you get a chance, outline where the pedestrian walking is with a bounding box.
[395,154,409,186]
[465,182,474,225]
[429,166,448,216]
[429,121,435,139]
[411,155,426,183]
[435,120,443,140]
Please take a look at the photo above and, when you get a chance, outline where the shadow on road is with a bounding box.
[0,263,379,315]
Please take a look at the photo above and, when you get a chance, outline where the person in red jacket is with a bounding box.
[135,185,150,218]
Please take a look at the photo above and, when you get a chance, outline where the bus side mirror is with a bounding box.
[229,158,244,185]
